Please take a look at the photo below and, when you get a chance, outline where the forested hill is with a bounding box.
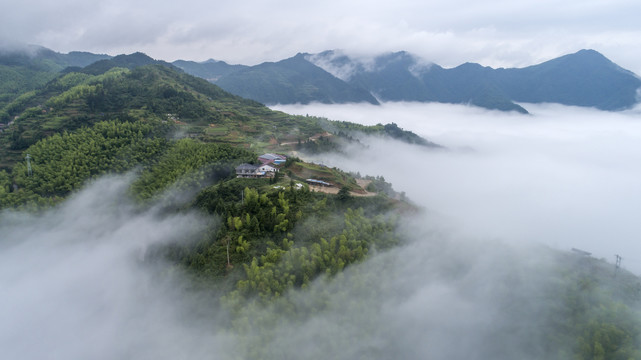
[0,45,109,109]
[0,55,436,189]
[0,57,418,346]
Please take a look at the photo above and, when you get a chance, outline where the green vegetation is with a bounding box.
[0,47,109,109]
[130,138,255,200]
[1,119,170,208]
[544,254,641,359]
[0,62,403,298]
[0,59,436,170]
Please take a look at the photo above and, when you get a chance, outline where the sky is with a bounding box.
[2,0,641,74]
[274,102,641,275]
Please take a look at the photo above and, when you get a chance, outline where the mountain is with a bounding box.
[172,59,247,82]
[212,53,379,105]
[495,49,641,110]
[0,45,110,70]
[320,50,527,113]
[176,52,381,105]
[4,45,639,113]
[0,45,110,108]
[314,49,641,112]
[180,49,640,113]
[0,56,434,168]
[79,52,175,75]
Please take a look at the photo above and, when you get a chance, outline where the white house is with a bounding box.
[257,164,278,174]
[258,153,287,164]
[235,163,279,178]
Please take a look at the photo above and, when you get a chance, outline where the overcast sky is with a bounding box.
[2,0,641,74]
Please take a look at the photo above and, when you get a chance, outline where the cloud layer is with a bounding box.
[0,173,574,359]
[274,102,641,274]
[1,118,638,358]
[0,176,232,359]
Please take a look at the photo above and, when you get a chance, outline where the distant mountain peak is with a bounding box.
[574,49,606,58]
[80,52,175,75]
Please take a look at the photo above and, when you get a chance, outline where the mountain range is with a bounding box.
[175,49,641,114]
[1,46,640,114]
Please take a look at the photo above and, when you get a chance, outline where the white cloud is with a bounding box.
[0,176,233,359]
[273,102,641,274]
[1,109,638,358]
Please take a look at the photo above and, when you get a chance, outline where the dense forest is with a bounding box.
[0,56,640,359]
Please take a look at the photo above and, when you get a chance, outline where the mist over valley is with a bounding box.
[275,102,641,274]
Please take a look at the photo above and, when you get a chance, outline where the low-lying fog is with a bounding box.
[3,102,640,359]
[274,102,641,274]
[0,176,233,359]
[0,174,570,359]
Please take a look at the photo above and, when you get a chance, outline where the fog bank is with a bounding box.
[3,106,641,358]
[1,174,562,359]
[274,102,641,274]
[236,220,567,359]
[0,176,232,360]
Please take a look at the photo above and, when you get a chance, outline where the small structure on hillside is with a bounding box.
[236,163,258,178]
[306,178,331,187]
[257,163,278,174]
[258,153,287,165]
[236,163,279,178]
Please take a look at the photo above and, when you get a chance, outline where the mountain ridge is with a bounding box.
[174,48,640,113]
[212,53,380,105]
[2,45,639,113]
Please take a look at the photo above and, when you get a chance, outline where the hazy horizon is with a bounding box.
[2,0,641,75]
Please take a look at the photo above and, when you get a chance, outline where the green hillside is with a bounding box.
[0,57,434,169]
[0,46,110,109]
